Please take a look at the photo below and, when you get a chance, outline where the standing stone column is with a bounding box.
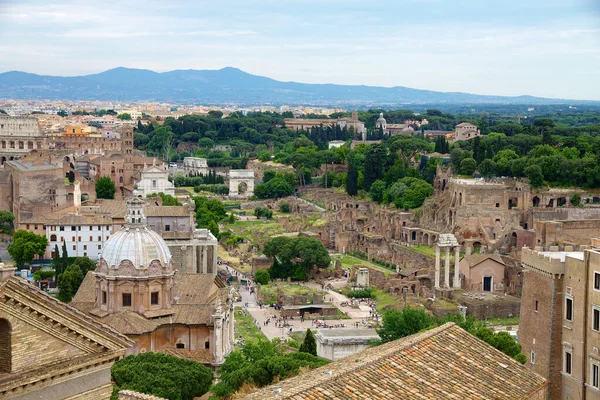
[444,247,451,288]
[213,301,223,363]
[435,246,441,289]
[453,246,460,288]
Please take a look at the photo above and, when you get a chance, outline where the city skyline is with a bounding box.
[0,0,599,100]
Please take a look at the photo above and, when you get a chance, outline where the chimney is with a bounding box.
[0,263,16,280]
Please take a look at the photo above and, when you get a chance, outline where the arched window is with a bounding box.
[50,234,57,242]
[0,318,11,373]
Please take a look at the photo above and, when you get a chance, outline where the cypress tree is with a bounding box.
[346,164,358,196]
[299,329,317,356]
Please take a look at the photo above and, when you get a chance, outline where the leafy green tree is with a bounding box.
[478,159,496,178]
[262,170,277,183]
[254,176,294,199]
[525,165,544,187]
[264,236,330,280]
[96,176,116,199]
[458,157,477,176]
[254,269,270,285]
[386,181,408,203]
[363,143,386,191]
[212,340,328,398]
[254,206,273,219]
[377,308,433,343]
[198,137,215,148]
[117,113,132,120]
[8,230,48,266]
[111,352,213,400]
[570,193,580,206]
[0,211,14,234]
[369,179,386,203]
[450,148,463,169]
[299,329,317,356]
[398,178,434,209]
[57,264,83,302]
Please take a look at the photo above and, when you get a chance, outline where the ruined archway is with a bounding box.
[238,182,248,195]
[472,242,482,253]
[557,197,567,207]
[508,197,518,209]
[228,169,254,198]
[532,196,540,207]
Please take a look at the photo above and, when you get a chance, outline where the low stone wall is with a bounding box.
[458,296,521,319]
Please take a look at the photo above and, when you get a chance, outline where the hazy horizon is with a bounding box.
[1,0,599,100]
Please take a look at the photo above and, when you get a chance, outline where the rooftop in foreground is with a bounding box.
[241,322,547,400]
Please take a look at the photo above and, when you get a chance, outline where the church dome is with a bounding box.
[100,198,172,270]
[376,112,386,128]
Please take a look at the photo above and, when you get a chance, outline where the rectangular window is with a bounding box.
[98,244,101,249]
[83,245,87,250]
[26,224,30,229]
[535,300,539,312]
[72,245,76,250]
[78,236,81,241]
[72,226,76,231]
[565,296,573,321]
[565,351,572,374]
[72,236,75,241]
[531,352,536,364]
[165,224,171,232]
[59,226,64,231]
[595,272,600,291]
[593,363,599,389]
[89,236,92,241]
[593,306,600,331]
[122,293,132,307]
[102,290,107,305]
[151,292,159,305]
[98,236,101,241]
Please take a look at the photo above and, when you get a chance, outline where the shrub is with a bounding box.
[254,206,273,219]
[111,352,213,400]
[347,287,374,299]
[279,201,290,213]
[254,269,270,285]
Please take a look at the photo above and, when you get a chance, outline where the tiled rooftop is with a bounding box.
[242,323,547,400]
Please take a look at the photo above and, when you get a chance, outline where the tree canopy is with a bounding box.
[111,352,213,400]
[264,236,330,281]
[8,230,48,266]
[96,176,116,199]
[211,340,328,399]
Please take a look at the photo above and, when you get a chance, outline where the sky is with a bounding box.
[0,0,599,100]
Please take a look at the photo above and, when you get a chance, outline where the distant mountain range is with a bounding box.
[0,67,594,106]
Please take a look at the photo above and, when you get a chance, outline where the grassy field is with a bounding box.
[260,283,326,304]
[332,254,392,275]
[234,306,267,345]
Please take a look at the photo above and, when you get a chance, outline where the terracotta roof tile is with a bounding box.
[241,323,546,400]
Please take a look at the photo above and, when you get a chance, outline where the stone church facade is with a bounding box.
[71,198,234,366]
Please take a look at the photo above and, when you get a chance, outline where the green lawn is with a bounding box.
[259,283,326,305]
[234,306,267,345]
[332,254,392,275]
[372,288,399,312]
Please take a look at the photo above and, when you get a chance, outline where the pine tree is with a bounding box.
[299,329,317,356]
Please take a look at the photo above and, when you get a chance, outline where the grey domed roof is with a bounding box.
[376,112,386,124]
[100,197,172,269]
[101,226,172,269]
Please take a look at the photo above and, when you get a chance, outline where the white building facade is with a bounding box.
[133,161,176,197]
[45,216,113,260]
